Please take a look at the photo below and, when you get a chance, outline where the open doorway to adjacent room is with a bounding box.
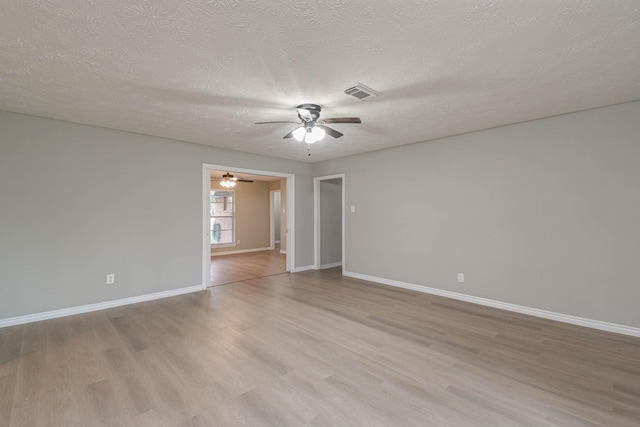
[314,174,345,271]
[203,165,294,287]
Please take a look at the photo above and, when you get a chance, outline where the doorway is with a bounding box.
[314,174,345,271]
[203,164,294,288]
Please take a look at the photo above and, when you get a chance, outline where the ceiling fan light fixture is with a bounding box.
[220,172,236,188]
[292,126,306,142]
[303,126,325,144]
[311,126,325,140]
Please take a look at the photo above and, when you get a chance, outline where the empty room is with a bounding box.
[1,1,640,426]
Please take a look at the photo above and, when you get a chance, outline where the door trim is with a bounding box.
[269,189,281,249]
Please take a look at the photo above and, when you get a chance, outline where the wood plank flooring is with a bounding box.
[2,269,640,426]
[210,248,285,287]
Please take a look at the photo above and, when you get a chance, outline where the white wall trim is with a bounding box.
[285,176,294,272]
[0,284,204,328]
[280,250,287,255]
[202,164,212,290]
[320,261,343,270]
[343,271,640,338]
[210,243,236,249]
[269,189,276,250]
[211,247,272,256]
[291,265,314,273]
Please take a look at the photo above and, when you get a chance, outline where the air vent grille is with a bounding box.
[344,83,381,100]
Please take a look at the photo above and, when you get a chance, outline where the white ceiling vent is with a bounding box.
[344,83,381,100]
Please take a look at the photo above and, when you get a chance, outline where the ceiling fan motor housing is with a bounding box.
[297,103,322,122]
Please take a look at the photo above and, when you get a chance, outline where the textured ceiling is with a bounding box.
[1,1,639,163]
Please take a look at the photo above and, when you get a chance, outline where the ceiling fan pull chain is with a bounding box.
[307,143,311,156]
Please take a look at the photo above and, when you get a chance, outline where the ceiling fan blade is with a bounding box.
[317,125,343,138]
[255,121,300,124]
[297,108,313,122]
[237,179,254,183]
[283,128,297,139]
[322,117,361,124]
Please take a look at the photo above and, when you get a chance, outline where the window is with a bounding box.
[210,190,235,245]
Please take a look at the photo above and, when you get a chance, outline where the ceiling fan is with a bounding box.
[212,172,254,188]
[255,104,361,144]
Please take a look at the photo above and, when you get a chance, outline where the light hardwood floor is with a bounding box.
[210,247,286,287]
[2,269,640,426]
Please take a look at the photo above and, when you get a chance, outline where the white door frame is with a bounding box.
[203,164,295,287]
[313,174,345,271]
[269,189,281,249]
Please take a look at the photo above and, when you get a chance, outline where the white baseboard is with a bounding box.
[211,247,272,256]
[320,261,343,270]
[343,271,640,338]
[291,265,314,273]
[0,284,204,328]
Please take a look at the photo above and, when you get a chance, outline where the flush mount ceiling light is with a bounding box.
[220,172,236,188]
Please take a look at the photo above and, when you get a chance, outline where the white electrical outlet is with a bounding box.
[106,274,115,285]
[457,273,464,283]
[351,205,356,213]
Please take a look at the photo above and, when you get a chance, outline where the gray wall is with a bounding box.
[4,101,640,329]
[320,178,342,266]
[313,101,640,328]
[0,112,313,318]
